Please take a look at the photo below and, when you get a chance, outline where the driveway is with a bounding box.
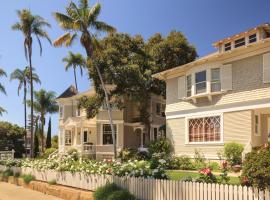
[0,182,62,200]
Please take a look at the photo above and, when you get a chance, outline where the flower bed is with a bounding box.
[0,152,167,179]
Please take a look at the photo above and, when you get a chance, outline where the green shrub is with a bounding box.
[67,148,79,160]
[14,172,20,178]
[48,179,57,185]
[169,155,194,170]
[93,183,120,200]
[149,138,172,157]
[241,143,270,190]
[42,148,57,159]
[118,148,137,162]
[107,189,136,200]
[21,174,35,184]
[224,142,244,165]
[2,169,14,177]
[207,162,219,171]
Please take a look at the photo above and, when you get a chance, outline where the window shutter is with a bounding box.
[178,76,186,99]
[221,64,232,91]
[263,53,270,83]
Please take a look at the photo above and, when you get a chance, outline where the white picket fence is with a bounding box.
[1,165,269,200]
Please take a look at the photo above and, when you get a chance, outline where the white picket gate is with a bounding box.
[1,165,269,200]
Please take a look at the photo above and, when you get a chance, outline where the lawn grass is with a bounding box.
[166,170,240,185]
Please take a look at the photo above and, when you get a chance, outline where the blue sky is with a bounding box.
[0,0,270,135]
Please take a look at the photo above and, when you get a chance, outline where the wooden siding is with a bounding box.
[167,110,252,159]
[166,54,270,113]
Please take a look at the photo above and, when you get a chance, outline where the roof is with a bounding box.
[212,23,270,47]
[57,85,78,99]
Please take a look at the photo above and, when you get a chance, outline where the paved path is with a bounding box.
[0,182,62,200]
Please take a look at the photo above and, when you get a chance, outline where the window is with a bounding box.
[249,34,257,43]
[77,108,81,117]
[234,38,245,48]
[153,128,158,140]
[83,130,88,143]
[102,124,117,145]
[255,115,260,135]
[224,42,231,51]
[59,106,64,118]
[195,71,206,94]
[156,103,165,117]
[188,116,221,143]
[65,131,71,145]
[211,68,221,92]
[186,75,192,97]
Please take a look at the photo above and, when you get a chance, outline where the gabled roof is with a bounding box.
[57,85,78,99]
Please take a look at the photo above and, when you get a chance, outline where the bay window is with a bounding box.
[102,124,117,145]
[188,116,221,143]
[195,71,206,94]
[211,68,221,92]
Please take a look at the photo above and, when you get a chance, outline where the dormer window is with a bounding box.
[224,42,231,52]
[234,38,245,48]
[249,34,257,43]
[186,75,192,97]
[211,68,221,92]
[195,71,206,94]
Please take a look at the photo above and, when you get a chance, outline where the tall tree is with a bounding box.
[34,119,39,158]
[46,117,52,148]
[12,9,51,157]
[10,67,41,148]
[62,51,86,91]
[53,0,117,157]
[28,89,58,153]
[0,68,7,116]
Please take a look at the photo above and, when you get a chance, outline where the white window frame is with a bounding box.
[59,106,64,119]
[234,37,245,48]
[211,68,221,92]
[195,70,207,94]
[101,124,118,145]
[186,74,192,97]
[185,113,224,145]
[224,42,231,52]
[249,34,257,44]
[65,131,72,146]
[254,114,261,136]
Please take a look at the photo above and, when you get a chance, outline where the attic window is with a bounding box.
[249,34,257,43]
[234,38,245,48]
[224,42,231,51]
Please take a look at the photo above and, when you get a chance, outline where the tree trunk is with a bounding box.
[24,81,27,156]
[41,113,44,153]
[27,37,34,158]
[73,67,78,91]
[81,33,117,159]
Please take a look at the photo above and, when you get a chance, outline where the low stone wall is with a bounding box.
[0,176,93,200]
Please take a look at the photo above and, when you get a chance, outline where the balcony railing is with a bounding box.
[83,145,96,154]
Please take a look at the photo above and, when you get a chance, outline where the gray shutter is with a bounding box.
[178,76,186,99]
[263,53,270,83]
[221,64,232,91]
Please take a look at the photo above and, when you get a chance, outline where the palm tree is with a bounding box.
[53,0,118,158]
[62,51,86,91]
[12,9,51,157]
[0,68,7,116]
[10,67,41,148]
[28,89,58,153]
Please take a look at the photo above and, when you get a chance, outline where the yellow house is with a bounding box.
[153,23,270,159]
[56,85,165,159]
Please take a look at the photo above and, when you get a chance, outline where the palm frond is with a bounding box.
[11,22,22,31]
[0,83,6,95]
[92,21,116,33]
[79,0,89,9]
[0,69,7,77]
[53,32,71,47]
[0,106,6,116]
[53,12,74,30]
[87,3,101,25]
[65,33,77,46]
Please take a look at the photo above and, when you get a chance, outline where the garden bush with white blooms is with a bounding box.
[0,151,167,179]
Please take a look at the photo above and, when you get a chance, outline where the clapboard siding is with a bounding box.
[167,110,252,159]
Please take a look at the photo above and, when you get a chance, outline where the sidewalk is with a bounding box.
[0,182,62,200]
